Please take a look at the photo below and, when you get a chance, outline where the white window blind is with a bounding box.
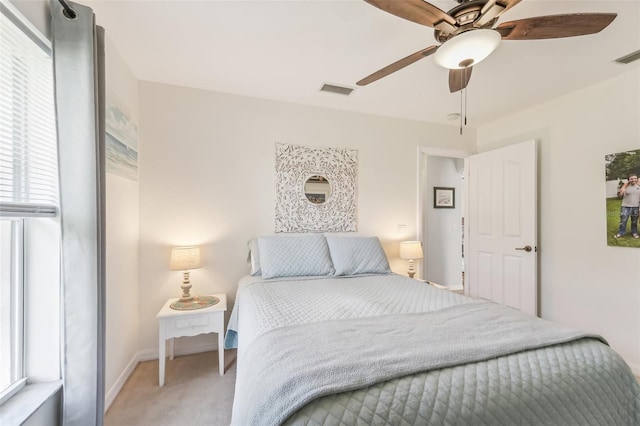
[0,5,58,217]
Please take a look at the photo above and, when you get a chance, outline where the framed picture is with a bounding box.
[604,148,640,248]
[434,187,455,208]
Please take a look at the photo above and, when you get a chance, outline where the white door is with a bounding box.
[466,140,538,316]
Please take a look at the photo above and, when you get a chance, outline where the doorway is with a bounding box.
[418,147,473,291]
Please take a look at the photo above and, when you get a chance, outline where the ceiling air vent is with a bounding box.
[614,49,640,65]
[320,83,354,96]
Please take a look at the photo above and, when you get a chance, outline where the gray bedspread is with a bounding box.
[226,274,640,425]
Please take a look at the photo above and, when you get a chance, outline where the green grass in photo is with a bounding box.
[606,198,640,248]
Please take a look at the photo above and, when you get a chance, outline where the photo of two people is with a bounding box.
[605,148,640,248]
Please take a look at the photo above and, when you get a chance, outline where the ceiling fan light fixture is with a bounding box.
[434,29,501,69]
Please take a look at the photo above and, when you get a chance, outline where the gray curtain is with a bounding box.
[50,1,106,425]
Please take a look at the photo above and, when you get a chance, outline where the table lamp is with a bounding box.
[169,246,201,302]
[400,241,424,279]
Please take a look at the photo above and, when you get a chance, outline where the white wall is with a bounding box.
[477,68,640,373]
[424,156,464,287]
[103,37,140,409]
[137,82,476,354]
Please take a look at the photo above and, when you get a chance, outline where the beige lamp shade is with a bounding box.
[170,246,201,271]
[400,241,424,260]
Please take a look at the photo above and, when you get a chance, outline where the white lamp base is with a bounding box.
[179,271,193,302]
[407,259,416,278]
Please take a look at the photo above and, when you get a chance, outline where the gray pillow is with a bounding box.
[326,236,391,276]
[257,234,335,279]
[247,239,261,276]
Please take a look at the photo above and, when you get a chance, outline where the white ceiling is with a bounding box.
[80,0,640,127]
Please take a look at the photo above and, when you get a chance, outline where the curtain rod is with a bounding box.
[58,0,77,19]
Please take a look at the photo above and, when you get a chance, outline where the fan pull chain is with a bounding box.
[464,86,468,126]
[458,76,469,135]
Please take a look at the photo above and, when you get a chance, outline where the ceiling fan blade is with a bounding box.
[497,0,521,14]
[356,45,438,86]
[449,67,473,93]
[364,0,457,33]
[496,13,617,40]
[476,0,522,27]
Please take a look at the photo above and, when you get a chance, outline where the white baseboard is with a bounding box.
[105,341,220,413]
[105,354,140,413]
[136,348,157,363]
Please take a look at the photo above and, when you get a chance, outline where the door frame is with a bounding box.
[417,146,475,287]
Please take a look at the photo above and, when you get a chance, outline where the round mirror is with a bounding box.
[304,175,331,204]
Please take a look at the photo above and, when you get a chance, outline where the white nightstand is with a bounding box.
[425,281,448,289]
[156,293,227,386]
[426,281,464,294]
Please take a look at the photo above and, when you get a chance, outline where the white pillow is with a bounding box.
[257,234,335,279]
[326,236,391,276]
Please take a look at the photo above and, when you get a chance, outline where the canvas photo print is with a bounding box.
[605,149,640,248]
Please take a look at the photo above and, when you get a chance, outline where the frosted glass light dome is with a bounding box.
[434,29,501,69]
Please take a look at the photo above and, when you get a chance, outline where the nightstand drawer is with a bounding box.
[163,312,219,338]
[176,316,210,329]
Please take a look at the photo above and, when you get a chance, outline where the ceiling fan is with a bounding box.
[356,0,617,93]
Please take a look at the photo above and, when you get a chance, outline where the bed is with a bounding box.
[225,234,640,425]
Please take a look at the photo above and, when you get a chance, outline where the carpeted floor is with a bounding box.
[105,350,236,426]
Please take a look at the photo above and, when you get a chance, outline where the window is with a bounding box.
[0,3,60,403]
[0,219,24,401]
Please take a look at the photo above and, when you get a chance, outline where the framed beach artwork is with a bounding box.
[106,102,138,181]
[605,148,640,248]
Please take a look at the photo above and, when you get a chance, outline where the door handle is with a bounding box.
[515,245,532,252]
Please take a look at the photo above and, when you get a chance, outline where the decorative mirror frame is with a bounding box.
[275,143,358,233]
